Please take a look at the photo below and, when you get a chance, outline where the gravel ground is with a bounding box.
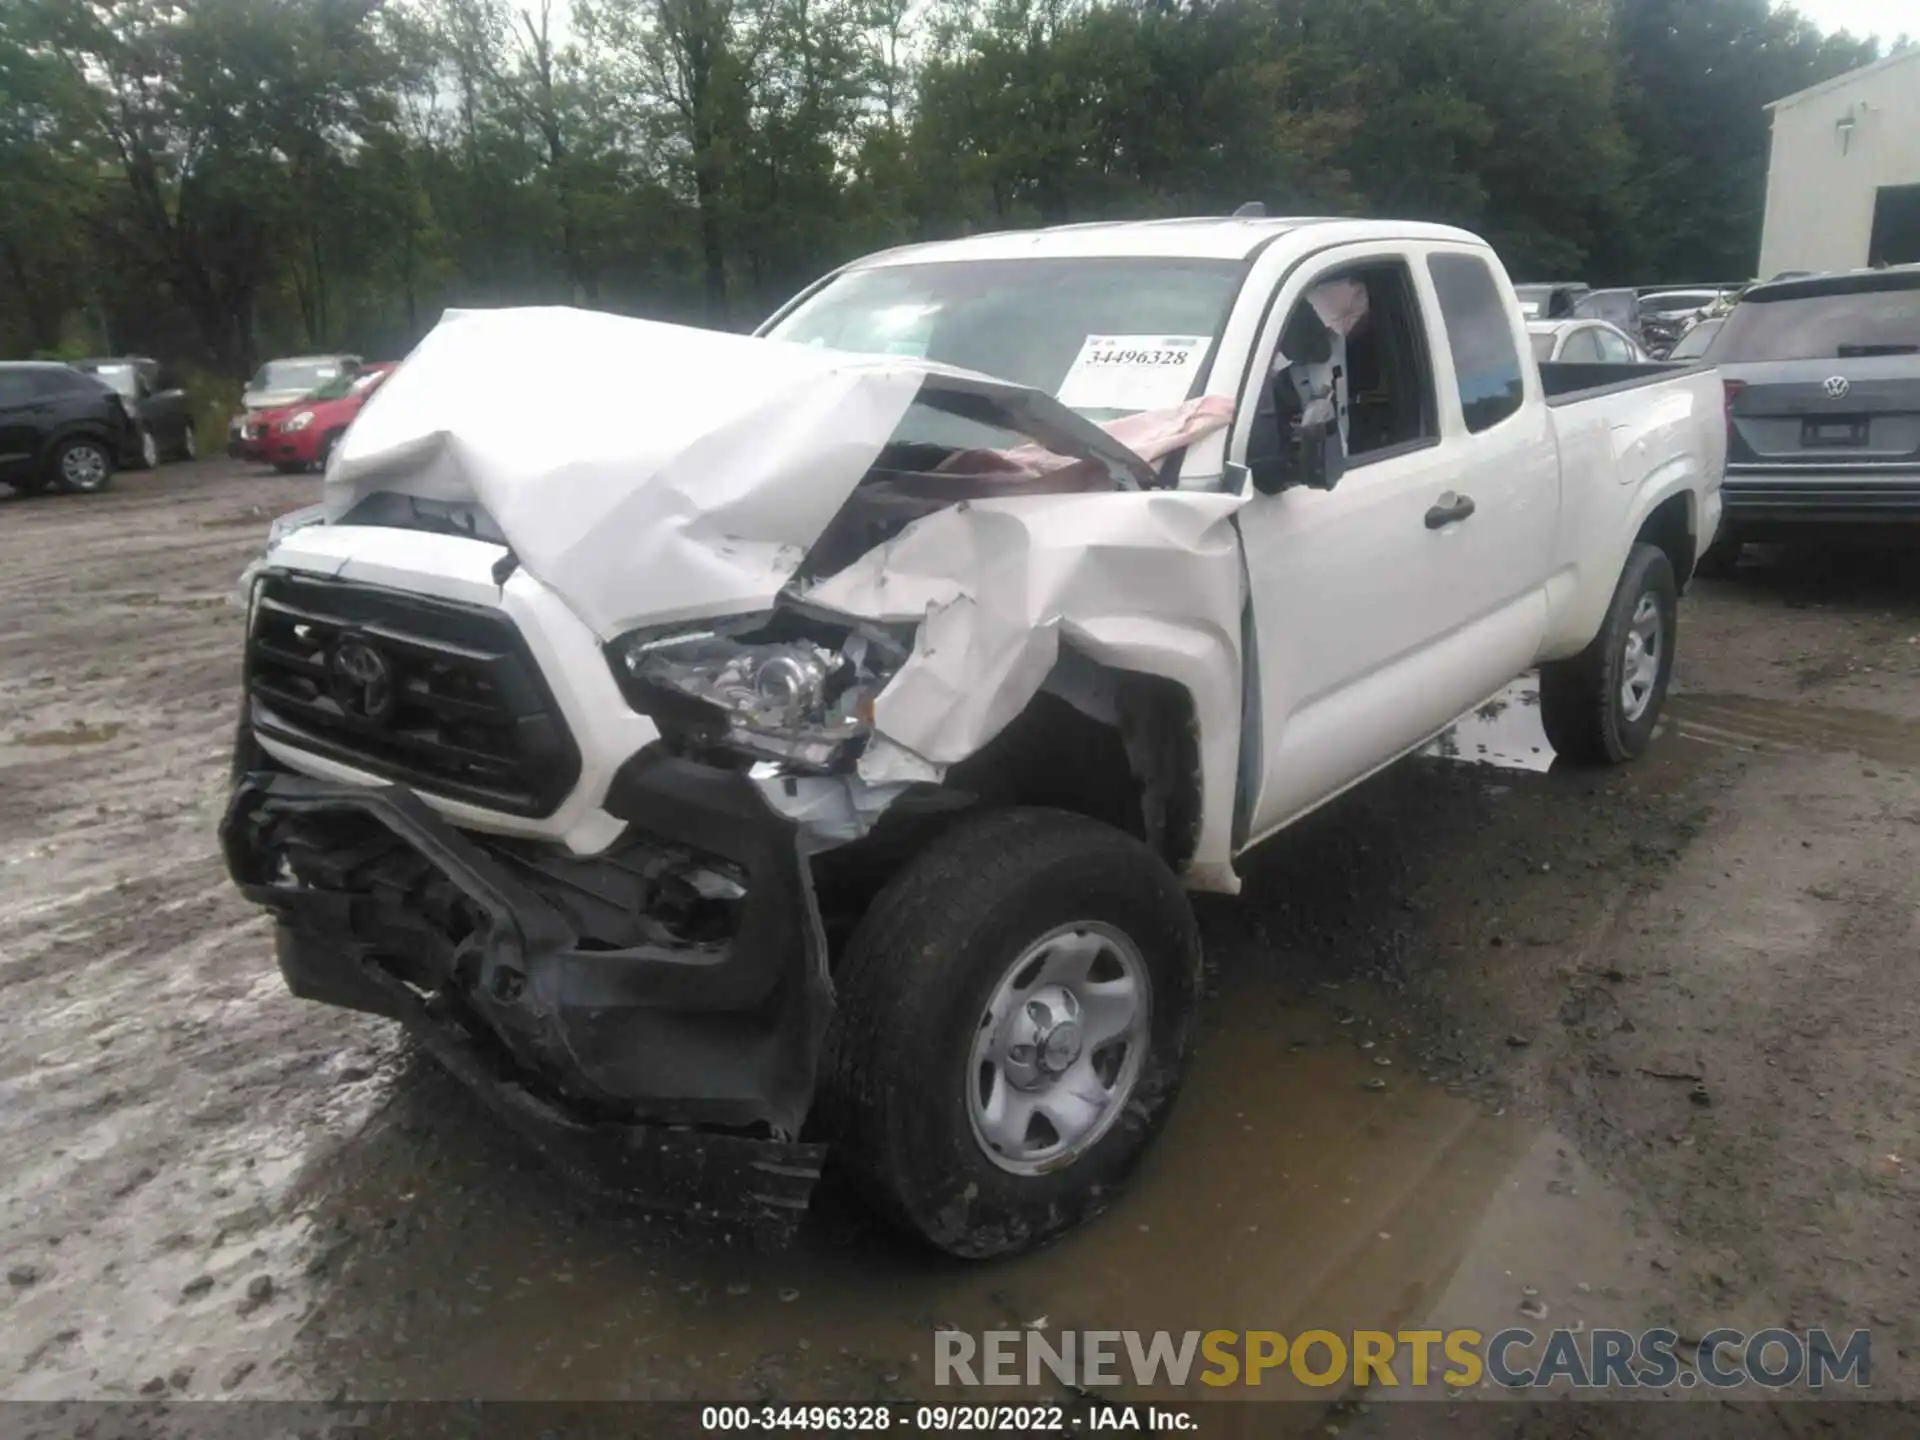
[2,462,1918,1431]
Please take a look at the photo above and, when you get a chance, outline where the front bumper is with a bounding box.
[220,756,832,1233]
[1722,468,1920,531]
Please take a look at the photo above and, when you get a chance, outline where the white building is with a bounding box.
[1757,47,1920,280]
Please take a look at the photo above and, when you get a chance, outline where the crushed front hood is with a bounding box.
[323,306,1154,637]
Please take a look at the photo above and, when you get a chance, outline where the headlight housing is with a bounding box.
[609,612,910,771]
[282,410,315,433]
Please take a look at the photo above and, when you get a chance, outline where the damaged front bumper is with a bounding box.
[219,753,833,1235]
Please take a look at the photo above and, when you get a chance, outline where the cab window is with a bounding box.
[1427,254,1526,433]
[1266,259,1438,464]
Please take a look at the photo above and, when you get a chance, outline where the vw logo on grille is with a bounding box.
[1824,375,1851,400]
[330,634,396,723]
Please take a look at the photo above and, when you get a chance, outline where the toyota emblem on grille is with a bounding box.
[330,635,395,723]
[1824,375,1851,399]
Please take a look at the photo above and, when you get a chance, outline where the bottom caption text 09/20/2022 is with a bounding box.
[697,1405,1199,1433]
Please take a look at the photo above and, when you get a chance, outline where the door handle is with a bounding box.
[1425,492,1476,529]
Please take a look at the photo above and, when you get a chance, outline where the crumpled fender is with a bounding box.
[801,488,1251,888]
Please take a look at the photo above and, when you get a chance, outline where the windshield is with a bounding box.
[764,259,1243,424]
[86,363,140,398]
[1528,332,1557,362]
[1712,284,1920,361]
[1641,293,1719,315]
[251,359,343,394]
[1668,319,1722,360]
[309,368,384,402]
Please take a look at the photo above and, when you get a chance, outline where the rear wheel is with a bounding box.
[825,807,1201,1259]
[136,429,159,470]
[52,438,113,495]
[178,424,199,461]
[1540,542,1677,765]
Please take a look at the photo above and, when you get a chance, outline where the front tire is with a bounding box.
[136,428,159,470]
[52,438,113,495]
[1540,542,1677,765]
[178,424,199,462]
[825,807,1201,1259]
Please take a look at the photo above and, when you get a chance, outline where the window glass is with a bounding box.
[1595,329,1634,363]
[766,258,1242,424]
[1528,332,1557,362]
[1428,254,1526,432]
[1267,260,1437,463]
[1711,284,1920,361]
[1668,319,1721,360]
[1559,329,1603,363]
[0,370,35,405]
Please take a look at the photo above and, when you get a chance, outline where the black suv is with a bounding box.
[0,362,140,497]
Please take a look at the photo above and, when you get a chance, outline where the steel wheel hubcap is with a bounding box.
[62,446,106,489]
[967,921,1151,1176]
[1620,592,1662,723]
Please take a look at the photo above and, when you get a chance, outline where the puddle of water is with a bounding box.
[1423,677,1552,774]
[1423,676,1920,776]
[1668,693,1920,769]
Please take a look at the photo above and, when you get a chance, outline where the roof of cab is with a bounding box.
[844,215,1488,268]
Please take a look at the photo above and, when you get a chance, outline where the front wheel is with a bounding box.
[825,808,1201,1259]
[178,424,199,461]
[136,428,159,470]
[52,438,113,495]
[1539,542,1677,765]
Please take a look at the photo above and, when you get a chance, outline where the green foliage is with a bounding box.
[0,0,1903,371]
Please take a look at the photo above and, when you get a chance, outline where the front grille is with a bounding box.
[244,572,581,817]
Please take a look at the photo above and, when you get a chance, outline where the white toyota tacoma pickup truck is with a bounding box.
[221,216,1726,1258]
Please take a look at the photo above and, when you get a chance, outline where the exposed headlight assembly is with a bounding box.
[282,410,316,433]
[610,612,911,771]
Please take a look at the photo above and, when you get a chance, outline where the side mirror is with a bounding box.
[1247,368,1346,496]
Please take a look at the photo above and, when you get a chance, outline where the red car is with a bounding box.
[249,363,398,473]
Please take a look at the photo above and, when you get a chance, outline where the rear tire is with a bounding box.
[179,424,199,462]
[136,428,159,470]
[824,807,1201,1259]
[1539,542,1677,765]
[52,438,113,495]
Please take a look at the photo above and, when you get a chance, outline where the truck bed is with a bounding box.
[1538,360,1713,406]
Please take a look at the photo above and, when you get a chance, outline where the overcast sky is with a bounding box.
[1788,0,1912,42]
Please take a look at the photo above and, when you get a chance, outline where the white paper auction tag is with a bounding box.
[1056,335,1209,412]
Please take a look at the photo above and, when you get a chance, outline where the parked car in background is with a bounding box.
[1513,282,1591,319]
[1638,289,1734,358]
[1528,318,1650,364]
[0,362,140,496]
[230,354,362,457]
[1667,317,1724,361]
[1703,264,1920,574]
[251,363,397,473]
[1568,287,1642,335]
[74,356,197,467]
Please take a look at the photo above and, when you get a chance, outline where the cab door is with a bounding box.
[1233,244,1557,848]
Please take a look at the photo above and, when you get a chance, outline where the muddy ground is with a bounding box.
[2,460,1918,1431]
